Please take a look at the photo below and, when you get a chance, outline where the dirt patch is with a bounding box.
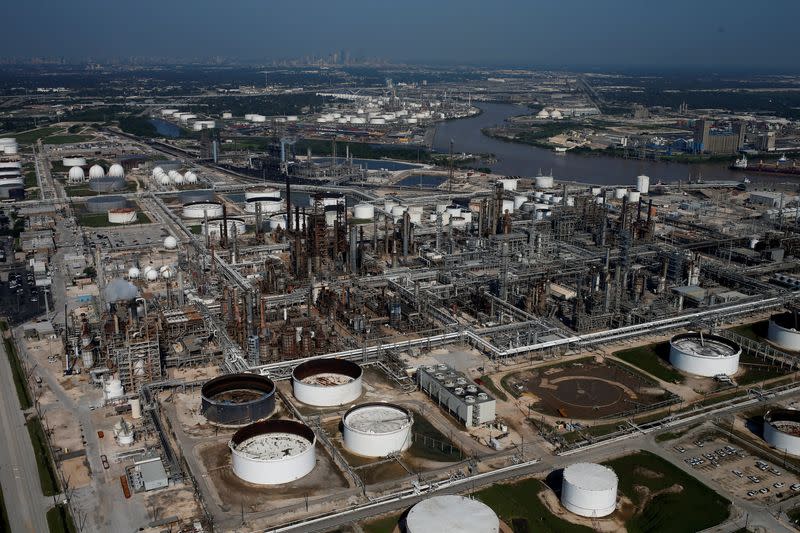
[537,485,624,532]
[633,466,664,479]
[633,483,683,513]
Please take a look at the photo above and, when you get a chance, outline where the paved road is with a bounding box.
[0,339,50,532]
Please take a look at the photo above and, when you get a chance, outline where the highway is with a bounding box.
[0,339,50,532]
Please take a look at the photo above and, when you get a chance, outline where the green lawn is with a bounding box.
[362,514,401,533]
[654,423,700,443]
[409,413,462,462]
[77,212,151,228]
[26,416,60,496]
[603,451,730,533]
[0,324,32,410]
[477,374,508,401]
[13,127,63,145]
[46,504,76,533]
[613,342,685,384]
[476,478,593,532]
[730,321,768,342]
[42,134,93,145]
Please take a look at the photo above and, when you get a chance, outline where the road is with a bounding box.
[0,339,51,532]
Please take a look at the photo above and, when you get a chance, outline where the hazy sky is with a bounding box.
[4,0,800,68]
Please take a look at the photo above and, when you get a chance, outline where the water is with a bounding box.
[149,119,182,138]
[313,157,420,171]
[396,174,447,188]
[433,102,783,186]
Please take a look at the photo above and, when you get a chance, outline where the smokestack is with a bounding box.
[222,204,229,247]
[402,211,410,258]
[350,225,358,274]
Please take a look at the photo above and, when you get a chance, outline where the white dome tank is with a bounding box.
[173,173,185,185]
[229,420,316,485]
[669,332,741,377]
[406,495,499,533]
[159,174,171,186]
[768,312,800,352]
[108,164,125,178]
[764,409,800,456]
[561,463,618,517]
[89,164,105,178]
[152,166,164,178]
[161,266,173,279]
[342,403,413,458]
[636,174,650,194]
[146,269,159,282]
[184,171,197,184]
[164,236,178,249]
[68,166,85,183]
[128,266,140,279]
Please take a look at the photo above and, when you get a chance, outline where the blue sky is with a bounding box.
[3,0,799,68]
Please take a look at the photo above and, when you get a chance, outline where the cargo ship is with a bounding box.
[729,154,800,176]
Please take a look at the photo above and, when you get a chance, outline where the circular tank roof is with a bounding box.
[670,333,739,358]
[563,462,618,491]
[406,495,499,533]
[343,403,412,435]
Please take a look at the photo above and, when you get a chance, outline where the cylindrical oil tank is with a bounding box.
[669,332,741,377]
[614,188,627,200]
[86,195,128,213]
[591,186,602,196]
[498,178,518,191]
[229,420,316,485]
[89,177,125,192]
[130,397,142,419]
[202,217,246,239]
[406,495,499,533]
[201,373,276,426]
[342,403,413,458]
[561,463,618,517]
[245,186,280,201]
[246,197,282,214]
[108,208,137,224]
[63,157,87,167]
[182,201,223,219]
[636,174,650,194]
[353,203,375,221]
[535,175,554,188]
[627,190,641,203]
[292,358,363,407]
[768,312,800,351]
[763,409,800,456]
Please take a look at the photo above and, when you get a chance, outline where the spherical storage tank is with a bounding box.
[128,267,140,279]
[108,208,137,224]
[561,463,618,517]
[89,164,105,178]
[406,495,499,533]
[292,358,363,407]
[342,403,413,458]
[164,236,178,250]
[108,164,125,178]
[229,419,316,485]
[767,312,800,352]
[182,201,223,219]
[669,332,741,377]
[763,409,800,456]
[201,373,276,426]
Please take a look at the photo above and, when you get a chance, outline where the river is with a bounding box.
[432,102,782,186]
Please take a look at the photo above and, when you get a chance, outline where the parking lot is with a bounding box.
[671,436,800,504]
[0,267,47,324]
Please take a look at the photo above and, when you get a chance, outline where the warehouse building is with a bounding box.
[417,364,496,427]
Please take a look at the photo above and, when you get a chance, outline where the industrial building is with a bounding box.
[417,364,496,427]
[693,119,746,154]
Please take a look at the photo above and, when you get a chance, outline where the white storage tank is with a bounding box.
[182,201,223,219]
[108,164,125,178]
[203,218,246,239]
[636,174,650,194]
[89,164,105,179]
[763,409,800,456]
[591,186,602,196]
[353,203,375,221]
[669,332,741,377]
[614,188,627,200]
[342,403,413,458]
[406,495,499,533]
[222,112,233,119]
[63,156,87,167]
[229,420,316,485]
[767,312,800,352]
[108,208,138,224]
[67,166,85,183]
[535,174,554,189]
[128,266,140,279]
[501,199,515,214]
[627,190,641,204]
[561,463,618,517]
[164,236,178,250]
[498,178,518,191]
[292,359,363,407]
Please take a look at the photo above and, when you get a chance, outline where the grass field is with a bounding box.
[654,423,701,443]
[27,416,60,497]
[477,478,593,532]
[0,322,32,410]
[14,127,63,144]
[613,342,685,384]
[604,451,730,533]
[409,414,462,462]
[46,504,76,533]
[362,514,401,533]
[477,374,508,401]
[77,212,151,228]
[42,134,93,145]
